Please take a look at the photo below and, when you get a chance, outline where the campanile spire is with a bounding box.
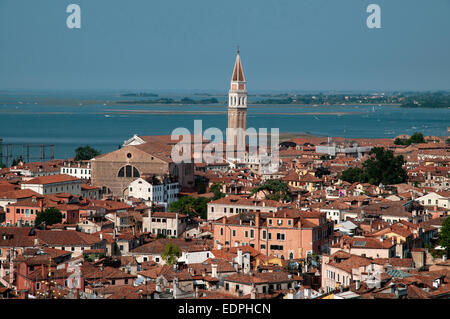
[227,48,247,154]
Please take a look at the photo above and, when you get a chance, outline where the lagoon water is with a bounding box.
[0,91,448,160]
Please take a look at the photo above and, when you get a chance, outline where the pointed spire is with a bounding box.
[232,48,245,82]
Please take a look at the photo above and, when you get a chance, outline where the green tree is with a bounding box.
[74,145,101,161]
[196,180,207,194]
[394,132,426,146]
[341,147,407,185]
[409,132,425,144]
[315,166,331,178]
[394,138,407,146]
[363,147,407,185]
[35,207,63,227]
[341,167,367,184]
[11,156,24,166]
[169,196,209,219]
[161,243,181,265]
[250,179,291,202]
[439,216,450,257]
[209,183,225,200]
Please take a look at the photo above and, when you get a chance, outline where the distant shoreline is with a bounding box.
[103,110,365,116]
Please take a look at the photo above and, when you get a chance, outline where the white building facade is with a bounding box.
[127,177,179,210]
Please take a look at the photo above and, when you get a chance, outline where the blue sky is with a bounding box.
[1,0,449,91]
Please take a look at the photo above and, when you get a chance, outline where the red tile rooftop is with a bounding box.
[0,189,42,199]
[151,211,187,218]
[208,195,286,207]
[21,174,81,185]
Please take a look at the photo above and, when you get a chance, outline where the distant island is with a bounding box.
[251,91,450,108]
[116,92,450,108]
[120,93,159,97]
[117,97,221,105]
[399,92,450,108]
[252,94,402,105]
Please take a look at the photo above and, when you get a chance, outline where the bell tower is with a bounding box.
[226,47,247,153]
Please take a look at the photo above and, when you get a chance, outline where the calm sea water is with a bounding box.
[0,91,448,160]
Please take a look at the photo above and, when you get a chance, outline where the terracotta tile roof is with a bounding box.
[81,264,137,280]
[0,183,19,193]
[332,236,395,250]
[0,227,35,247]
[208,195,286,208]
[188,258,236,274]
[151,211,187,219]
[81,184,100,190]
[373,258,414,268]
[196,290,242,299]
[7,197,43,208]
[21,174,81,185]
[36,230,104,246]
[225,272,300,285]
[0,189,42,200]
[105,283,157,299]
[130,238,212,254]
[299,174,321,183]
[328,255,374,273]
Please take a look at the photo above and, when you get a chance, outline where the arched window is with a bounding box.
[102,186,112,194]
[118,165,140,178]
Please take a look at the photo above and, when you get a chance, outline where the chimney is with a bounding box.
[237,249,243,268]
[250,285,256,299]
[211,264,218,278]
[7,259,14,286]
[304,287,311,298]
[173,277,178,299]
[41,265,45,282]
[99,233,103,240]
[255,213,260,227]
[355,280,360,291]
